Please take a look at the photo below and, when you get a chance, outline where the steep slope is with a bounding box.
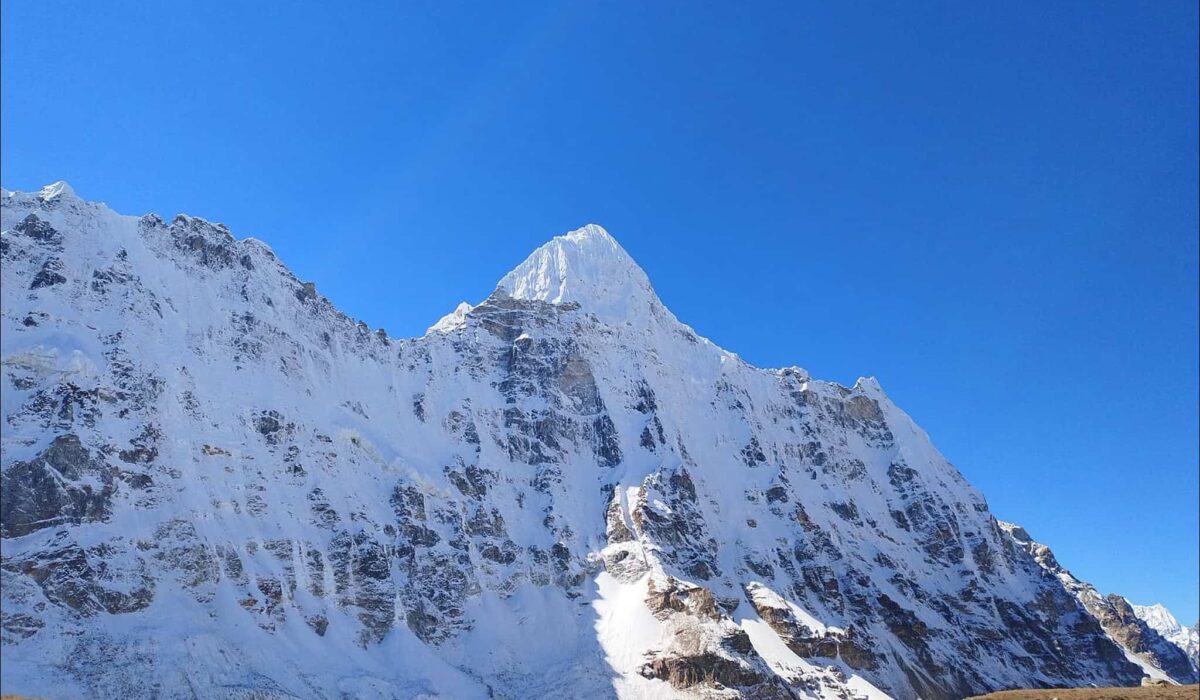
[0,183,1163,699]
[1000,526,1198,685]
[1132,604,1200,677]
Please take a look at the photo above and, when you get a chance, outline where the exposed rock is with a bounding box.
[5,534,154,616]
[29,258,67,288]
[1,435,117,538]
[647,577,721,621]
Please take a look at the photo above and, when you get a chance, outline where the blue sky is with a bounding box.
[3,1,1197,622]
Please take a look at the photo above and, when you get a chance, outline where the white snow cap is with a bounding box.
[1132,602,1183,633]
[427,301,474,334]
[38,180,76,200]
[495,224,661,324]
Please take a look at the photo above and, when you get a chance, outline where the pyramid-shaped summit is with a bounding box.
[494,224,663,324]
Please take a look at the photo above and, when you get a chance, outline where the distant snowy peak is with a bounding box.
[3,180,79,203]
[1133,603,1184,636]
[1133,602,1200,671]
[494,223,665,325]
[37,181,76,200]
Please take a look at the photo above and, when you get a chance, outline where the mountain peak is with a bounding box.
[38,180,76,200]
[561,222,614,243]
[494,224,662,324]
[1132,602,1183,632]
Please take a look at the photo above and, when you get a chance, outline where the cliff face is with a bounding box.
[0,183,1178,699]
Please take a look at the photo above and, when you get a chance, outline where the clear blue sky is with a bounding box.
[3,1,1196,622]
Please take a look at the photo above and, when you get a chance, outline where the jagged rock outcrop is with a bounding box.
[0,182,1182,698]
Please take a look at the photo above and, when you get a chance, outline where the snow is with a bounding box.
[739,615,890,700]
[427,301,474,333]
[1133,602,1184,637]
[38,180,76,200]
[592,572,676,698]
[745,582,844,636]
[495,223,664,326]
[0,181,1185,698]
[1124,647,1174,683]
[1132,601,1200,673]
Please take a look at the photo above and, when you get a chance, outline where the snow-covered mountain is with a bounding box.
[0,183,1192,698]
[1132,603,1200,676]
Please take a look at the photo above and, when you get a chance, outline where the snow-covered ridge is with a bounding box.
[0,181,1191,699]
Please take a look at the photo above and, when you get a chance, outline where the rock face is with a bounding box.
[1,434,118,538]
[0,182,1186,698]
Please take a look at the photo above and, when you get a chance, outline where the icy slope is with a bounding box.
[0,183,1175,699]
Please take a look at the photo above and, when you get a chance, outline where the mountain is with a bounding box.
[0,183,1190,698]
[1001,524,1197,685]
[1132,604,1200,676]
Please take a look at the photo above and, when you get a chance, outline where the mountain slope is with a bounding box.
[1001,524,1197,685]
[1132,604,1200,677]
[0,183,1180,698]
